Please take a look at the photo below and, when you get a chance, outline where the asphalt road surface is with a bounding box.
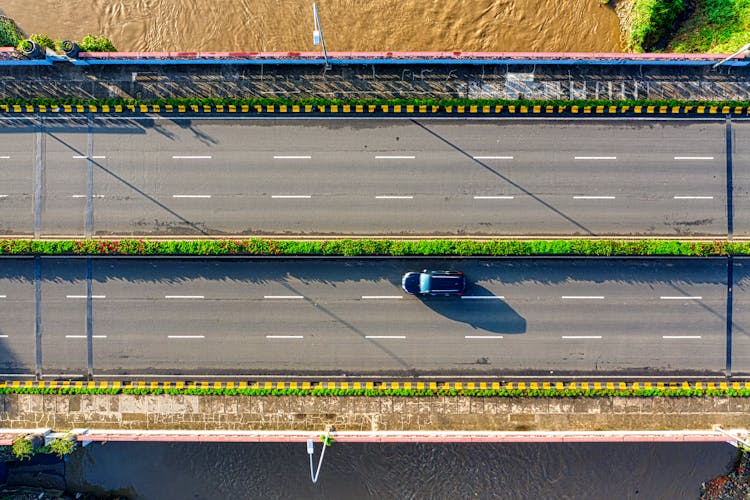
[0,116,742,237]
[0,257,743,378]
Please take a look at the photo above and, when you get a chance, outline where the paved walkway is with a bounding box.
[0,56,749,101]
[0,428,744,445]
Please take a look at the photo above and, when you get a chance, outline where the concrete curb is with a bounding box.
[4,380,749,391]
[0,428,746,445]
[0,103,741,117]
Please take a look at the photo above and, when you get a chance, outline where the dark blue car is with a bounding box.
[401,270,467,296]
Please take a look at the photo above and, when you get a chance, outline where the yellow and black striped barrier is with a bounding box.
[0,104,743,116]
[2,380,748,391]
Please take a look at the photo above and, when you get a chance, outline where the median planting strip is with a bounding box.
[1,383,750,398]
[0,97,749,117]
[0,239,746,256]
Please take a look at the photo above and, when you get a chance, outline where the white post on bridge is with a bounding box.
[312,3,331,70]
[713,425,750,448]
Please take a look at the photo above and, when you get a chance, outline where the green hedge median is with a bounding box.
[1,386,748,397]
[0,239,746,257]
[1,96,750,110]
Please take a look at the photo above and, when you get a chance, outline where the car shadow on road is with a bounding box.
[415,284,526,334]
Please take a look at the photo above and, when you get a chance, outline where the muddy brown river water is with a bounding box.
[0,0,624,52]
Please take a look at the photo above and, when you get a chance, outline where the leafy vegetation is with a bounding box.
[0,238,744,257]
[0,385,747,398]
[0,18,21,47]
[15,39,32,53]
[78,35,116,52]
[629,0,687,51]
[0,96,747,111]
[29,34,54,51]
[669,0,750,53]
[11,437,34,461]
[48,434,76,458]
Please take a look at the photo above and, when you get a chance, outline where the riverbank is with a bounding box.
[701,450,750,499]
[611,0,750,53]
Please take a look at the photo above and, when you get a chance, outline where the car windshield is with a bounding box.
[419,273,432,294]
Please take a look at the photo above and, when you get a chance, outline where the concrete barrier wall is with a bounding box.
[0,393,748,433]
[75,50,736,62]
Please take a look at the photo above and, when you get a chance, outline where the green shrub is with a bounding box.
[0,238,746,257]
[0,18,21,47]
[48,434,76,458]
[15,39,32,53]
[630,0,687,51]
[0,385,747,398]
[1,96,750,111]
[29,34,54,51]
[79,35,116,52]
[11,437,33,461]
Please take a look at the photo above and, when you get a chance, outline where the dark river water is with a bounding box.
[63,441,737,499]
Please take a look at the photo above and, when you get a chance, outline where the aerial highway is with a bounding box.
[0,256,745,378]
[0,116,740,237]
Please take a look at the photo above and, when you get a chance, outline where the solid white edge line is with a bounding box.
[365,335,406,339]
[264,295,304,299]
[271,195,312,199]
[164,295,205,299]
[66,295,106,299]
[461,296,505,300]
[273,155,312,159]
[662,336,702,339]
[172,195,212,198]
[561,336,603,339]
[659,296,703,300]
[172,155,212,159]
[473,196,515,200]
[561,296,605,299]
[266,335,304,339]
[574,156,617,160]
[472,156,514,160]
[361,295,403,299]
[573,196,616,199]
[674,156,714,160]
[375,195,414,199]
[465,335,504,339]
[375,155,415,159]
[65,335,107,339]
[673,196,714,200]
[167,335,205,339]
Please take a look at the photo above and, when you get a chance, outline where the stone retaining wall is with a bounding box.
[1,394,748,431]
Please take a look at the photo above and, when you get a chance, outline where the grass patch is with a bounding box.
[0,239,744,257]
[669,0,750,53]
[630,0,687,52]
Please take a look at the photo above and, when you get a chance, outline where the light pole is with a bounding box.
[312,3,331,69]
[713,42,750,69]
[307,427,333,484]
